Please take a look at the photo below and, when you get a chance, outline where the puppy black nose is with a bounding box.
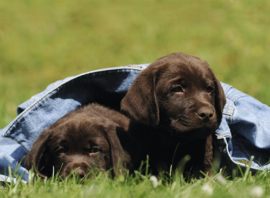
[77,169,86,179]
[70,169,86,179]
[197,107,214,120]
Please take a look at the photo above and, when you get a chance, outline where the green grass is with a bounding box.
[0,0,270,197]
[1,166,270,198]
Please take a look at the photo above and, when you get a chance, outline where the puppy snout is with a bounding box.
[63,162,89,179]
[197,107,214,120]
[75,169,86,179]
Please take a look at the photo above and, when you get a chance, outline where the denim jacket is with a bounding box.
[1,64,270,182]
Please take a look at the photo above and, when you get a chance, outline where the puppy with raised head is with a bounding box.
[121,52,226,176]
[25,103,141,179]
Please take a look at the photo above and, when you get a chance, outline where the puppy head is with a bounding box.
[121,52,226,138]
[25,114,132,179]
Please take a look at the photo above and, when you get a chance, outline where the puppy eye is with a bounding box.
[90,148,99,153]
[85,147,100,153]
[54,148,67,155]
[171,86,183,93]
[206,86,214,93]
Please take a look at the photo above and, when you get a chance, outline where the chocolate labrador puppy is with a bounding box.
[121,52,226,176]
[25,103,141,179]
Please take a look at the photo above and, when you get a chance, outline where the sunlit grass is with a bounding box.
[1,163,270,198]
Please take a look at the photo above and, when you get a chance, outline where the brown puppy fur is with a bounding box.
[24,103,142,179]
[121,52,226,176]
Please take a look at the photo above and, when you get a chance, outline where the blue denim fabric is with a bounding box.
[216,83,270,171]
[1,64,270,182]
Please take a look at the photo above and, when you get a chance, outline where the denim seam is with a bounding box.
[232,94,247,103]
[224,98,231,115]
[226,89,246,102]
[1,67,143,138]
[223,99,234,124]
[223,84,232,94]
[225,93,249,124]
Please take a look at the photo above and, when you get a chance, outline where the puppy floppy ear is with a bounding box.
[121,68,160,126]
[214,78,226,126]
[207,67,226,126]
[105,126,134,176]
[24,130,53,178]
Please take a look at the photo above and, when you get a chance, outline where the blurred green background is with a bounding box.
[0,0,270,128]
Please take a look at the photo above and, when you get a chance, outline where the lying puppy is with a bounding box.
[24,103,141,179]
[121,52,226,176]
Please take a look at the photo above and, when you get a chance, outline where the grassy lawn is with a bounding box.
[0,0,270,197]
[1,167,270,198]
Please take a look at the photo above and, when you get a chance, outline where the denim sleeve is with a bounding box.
[216,82,270,171]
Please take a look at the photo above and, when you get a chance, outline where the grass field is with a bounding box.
[1,167,270,198]
[1,0,270,197]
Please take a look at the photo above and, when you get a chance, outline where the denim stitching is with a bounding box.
[223,84,231,94]
[232,94,247,103]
